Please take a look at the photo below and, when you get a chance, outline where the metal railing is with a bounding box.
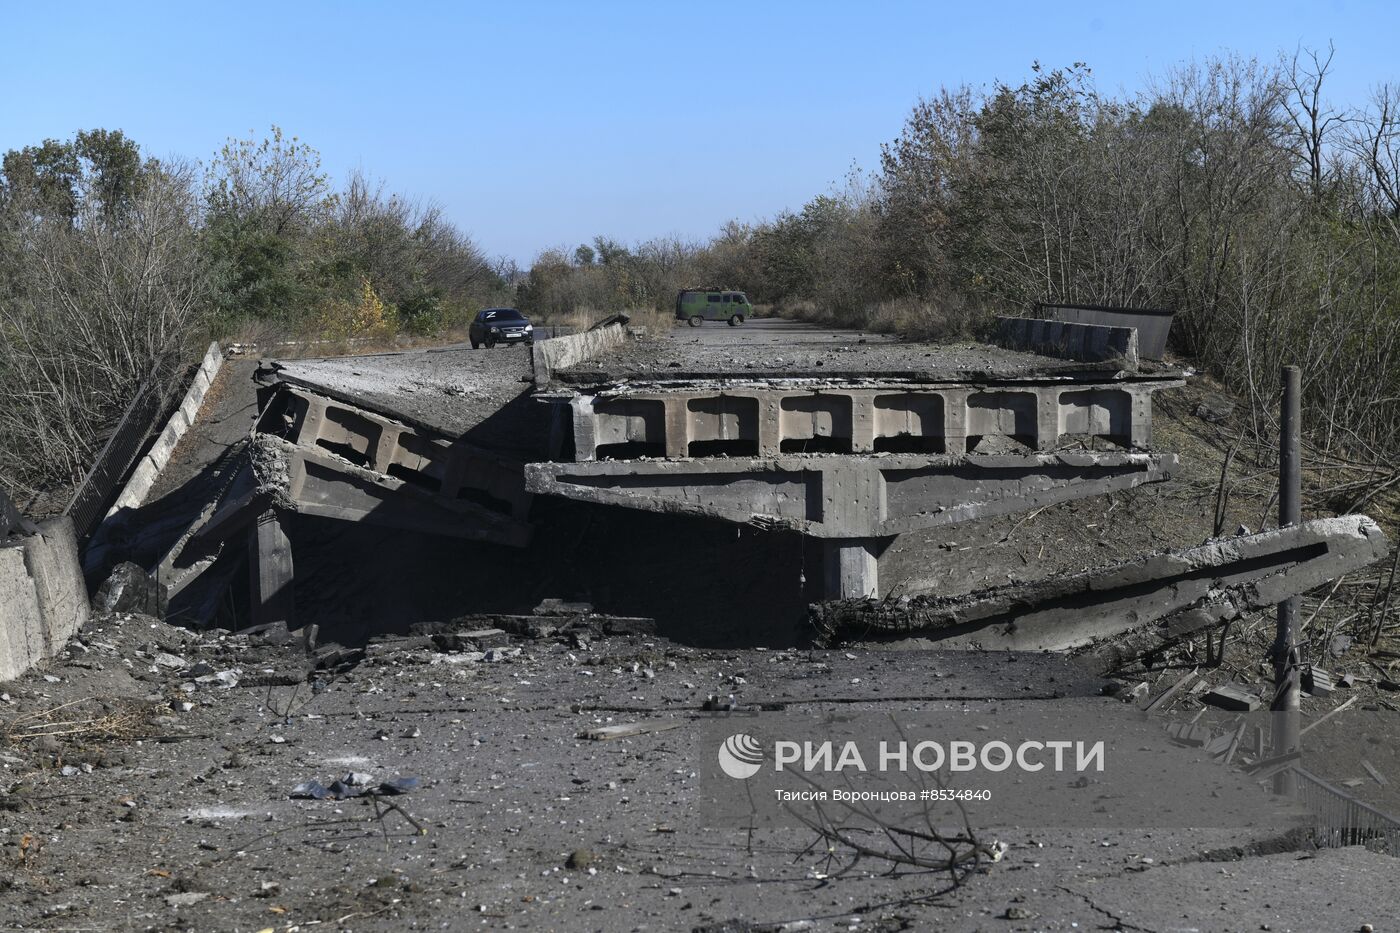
[63,368,173,543]
[1294,767,1400,855]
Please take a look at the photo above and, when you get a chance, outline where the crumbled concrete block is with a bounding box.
[810,516,1389,654]
[433,629,510,652]
[93,562,167,618]
[1201,684,1262,711]
[601,616,657,636]
[533,598,594,616]
[1,518,88,681]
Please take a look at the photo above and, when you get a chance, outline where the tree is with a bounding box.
[74,129,144,220]
[1,138,82,222]
[1282,43,1344,202]
[0,147,212,493]
[203,126,336,319]
[205,126,335,236]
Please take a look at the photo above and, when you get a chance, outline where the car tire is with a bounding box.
[689,316,703,327]
[471,340,480,349]
[728,315,744,326]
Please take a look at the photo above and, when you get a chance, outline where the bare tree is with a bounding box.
[0,158,211,494]
[1282,43,1345,200]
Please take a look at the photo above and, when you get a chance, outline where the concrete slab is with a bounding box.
[527,451,1177,539]
[811,515,1390,652]
[260,344,546,456]
[0,517,88,681]
[559,318,1181,382]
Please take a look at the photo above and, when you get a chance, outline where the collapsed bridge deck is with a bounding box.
[530,319,1185,597]
[135,316,1382,648]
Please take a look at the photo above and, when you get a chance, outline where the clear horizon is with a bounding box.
[3,0,1396,265]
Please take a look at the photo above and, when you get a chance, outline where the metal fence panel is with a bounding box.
[1294,767,1400,856]
[63,371,171,543]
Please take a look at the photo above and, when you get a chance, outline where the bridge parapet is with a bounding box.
[565,375,1181,463]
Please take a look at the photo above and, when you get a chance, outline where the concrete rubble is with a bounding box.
[0,514,89,681]
[809,515,1389,658]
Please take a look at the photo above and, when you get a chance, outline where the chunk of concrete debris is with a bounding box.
[601,616,656,636]
[312,645,364,670]
[579,721,681,741]
[92,561,167,618]
[812,516,1389,659]
[152,652,187,670]
[431,629,509,652]
[534,598,593,616]
[164,892,209,908]
[242,620,291,647]
[1201,684,1261,711]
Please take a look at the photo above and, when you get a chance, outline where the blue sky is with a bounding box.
[2,0,1395,264]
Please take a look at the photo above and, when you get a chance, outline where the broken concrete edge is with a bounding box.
[810,515,1389,651]
[531,449,1169,475]
[265,381,521,468]
[993,316,1139,371]
[248,434,533,545]
[253,364,478,445]
[525,452,1177,540]
[530,321,630,384]
[0,487,38,538]
[0,516,89,682]
[550,363,1182,386]
[556,370,1186,393]
[586,312,630,332]
[1036,302,1176,360]
[107,341,225,516]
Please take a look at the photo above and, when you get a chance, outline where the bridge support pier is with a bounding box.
[823,538,885,600]
[249,508,295,629]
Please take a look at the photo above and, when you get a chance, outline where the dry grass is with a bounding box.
[2,697,156,745]
[775,296,989,342]
[222,316,476,360]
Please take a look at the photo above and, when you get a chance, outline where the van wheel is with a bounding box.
[728,315,744,326]
[689,316,703,327]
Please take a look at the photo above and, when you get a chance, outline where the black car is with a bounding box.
[469,308,534,348]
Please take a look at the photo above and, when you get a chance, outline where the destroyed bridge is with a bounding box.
[94,311,1388,657]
